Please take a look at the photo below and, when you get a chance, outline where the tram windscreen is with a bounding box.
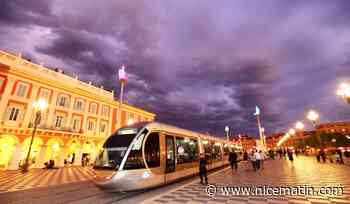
[93,127,140,170]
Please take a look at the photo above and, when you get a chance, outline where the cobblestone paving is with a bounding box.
[143,156,350,204]
[0,166,94,192]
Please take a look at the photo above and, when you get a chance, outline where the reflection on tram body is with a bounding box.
[93,122,241,192]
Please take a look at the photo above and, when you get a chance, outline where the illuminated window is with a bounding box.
[176,137,198,164]
[100,123,106,133]
[89,103,98,114]
[16,83,27,97]
[8,107,20,121]
[39,88,50,100]
[102,106,109,117]
[57,94,69,108]
[74,99,84,111]
[145,132,160,167]
[88,120,95,131]
[72,118,81,130]
[55,116,64,127]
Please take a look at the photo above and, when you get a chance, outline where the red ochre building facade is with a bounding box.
[0,50,155,170]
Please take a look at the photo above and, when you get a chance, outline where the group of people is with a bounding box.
[316,149,344,164]
[248,149,266,171]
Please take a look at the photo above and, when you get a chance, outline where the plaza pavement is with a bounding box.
[142,156,350,204]
[0,166,94,193]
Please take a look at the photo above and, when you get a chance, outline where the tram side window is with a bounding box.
[223,146,230,155]
[145,132,160,168]
[123,149,145,170]
[176,137,198,164]
[212,144,223,161]
[204,143,213,161]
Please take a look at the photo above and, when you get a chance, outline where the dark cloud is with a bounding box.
[1,1,350,138]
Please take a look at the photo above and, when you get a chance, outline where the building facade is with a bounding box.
[0,50,155,170]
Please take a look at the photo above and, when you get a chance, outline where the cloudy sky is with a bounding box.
[1,0,350,138]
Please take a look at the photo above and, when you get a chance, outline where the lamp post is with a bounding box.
[22,98,47,172]
[225,126,229,142]
[295,121,305,149]
[337,82,350,104]
[307,110,321,147]
[117,65,128,128]
[254,105,265,150]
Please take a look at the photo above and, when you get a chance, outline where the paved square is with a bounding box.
[143,156,350,204]
[0,167,94,193]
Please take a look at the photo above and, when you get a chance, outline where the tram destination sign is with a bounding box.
[118,128,138,135]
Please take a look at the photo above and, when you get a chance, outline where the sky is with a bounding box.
[1,0,350,138]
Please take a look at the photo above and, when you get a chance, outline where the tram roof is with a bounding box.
[133,121,231,143]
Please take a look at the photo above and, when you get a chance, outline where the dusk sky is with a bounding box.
[1,1,350,138]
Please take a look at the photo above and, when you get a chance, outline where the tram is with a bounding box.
[93,122,241,191]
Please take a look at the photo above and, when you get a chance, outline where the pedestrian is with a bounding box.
[258,150,265,169]
[243,151,248,161]
[278,149,283,159]
[199,153,208,185]
[320,149,326,163]
[287,150,294,162]
[249,150,257,171]
[254,150,261,170]
[229,150,238,171]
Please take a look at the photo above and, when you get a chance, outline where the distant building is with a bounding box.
[0,50,155,170]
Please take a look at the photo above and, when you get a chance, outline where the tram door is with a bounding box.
[165,136,175,174]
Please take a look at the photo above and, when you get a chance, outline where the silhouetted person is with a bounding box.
[199,153,208,184]
[320,149,326,163]
[287,150,294,162]
[229,151,238,171]
[243,151,248,161]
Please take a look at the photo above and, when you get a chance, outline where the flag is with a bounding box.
[254,105,260,116]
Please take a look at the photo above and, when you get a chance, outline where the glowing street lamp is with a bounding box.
[22,98,47,172]
[288,128,296,136]
[225,126,229,142]
[307,110,319,127]
[337,82,350,103]
[295,121,304,130]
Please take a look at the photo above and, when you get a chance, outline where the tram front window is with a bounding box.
[94,128,139,170]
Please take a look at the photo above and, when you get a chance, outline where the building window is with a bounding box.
[74,100,84,111]
[57,94,69,108]
[8,107,20,121]
[88,120,95,131]
[89,103,98,114]
[16,83,27,97]
[39,88,50,100]
[55,116,64,127]
[102,106,109,117]
[100,123,106,133]
[72,118,81,130]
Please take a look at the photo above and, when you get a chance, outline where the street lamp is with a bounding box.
[307,110,322,148]
[337,82,350,103]
[295,121,304,130]
[117,65,128,129]
[22,98,47,172]
[225,126,229,142]
[307,110,319,127]
[288,128,296,136]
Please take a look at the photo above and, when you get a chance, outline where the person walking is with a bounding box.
[258,150,265,169]
[320,149,326,163]
[229,150,238,171]
[199,153,208,185]
[255,150,261,170]
[287,149,294,162]
[249,150,257,171]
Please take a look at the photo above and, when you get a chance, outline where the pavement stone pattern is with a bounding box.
[143,156,350,204]
[0,166,94,193]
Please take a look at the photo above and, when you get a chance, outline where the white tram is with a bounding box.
[93,122,241,191]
